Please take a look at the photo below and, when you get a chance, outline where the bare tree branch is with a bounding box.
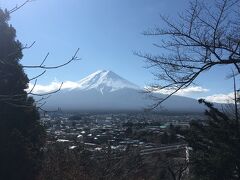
[9,0,34,14]
[28,82,63,97]
[29,70,46,81]
[23,48,80,69]
[138,0,240,108]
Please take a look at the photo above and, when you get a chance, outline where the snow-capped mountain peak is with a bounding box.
[41,70,206,113]
[77,70,140,93]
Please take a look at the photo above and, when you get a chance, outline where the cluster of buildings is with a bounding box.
[41,112,205,153]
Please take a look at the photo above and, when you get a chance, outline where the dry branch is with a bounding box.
[137,0,240,108]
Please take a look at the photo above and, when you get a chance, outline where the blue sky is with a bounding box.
[1,0,236,102]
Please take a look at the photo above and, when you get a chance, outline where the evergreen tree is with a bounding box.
[0,9,45,180]
[185,100,240,179]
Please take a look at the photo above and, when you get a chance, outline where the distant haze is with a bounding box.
[36,70,208,113]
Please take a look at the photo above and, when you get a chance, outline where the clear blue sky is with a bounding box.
[0,0,236,100]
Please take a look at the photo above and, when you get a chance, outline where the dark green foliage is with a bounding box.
[185,100,240,180]
[0,9,45,180]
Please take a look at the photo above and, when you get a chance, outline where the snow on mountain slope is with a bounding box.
[42,70,206,112]
[76,70,139,93]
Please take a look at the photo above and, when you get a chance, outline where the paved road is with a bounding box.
[140,143,187,155]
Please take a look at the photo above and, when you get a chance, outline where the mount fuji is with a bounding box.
[43,70,205,112]
[72,70,139,93]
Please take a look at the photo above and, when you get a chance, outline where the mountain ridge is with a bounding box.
[41,70,206,113]
[74,70,140,94]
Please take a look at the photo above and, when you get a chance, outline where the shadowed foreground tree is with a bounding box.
[184,99,240,179]
[0,9,45,180]
[137,0,240,107]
